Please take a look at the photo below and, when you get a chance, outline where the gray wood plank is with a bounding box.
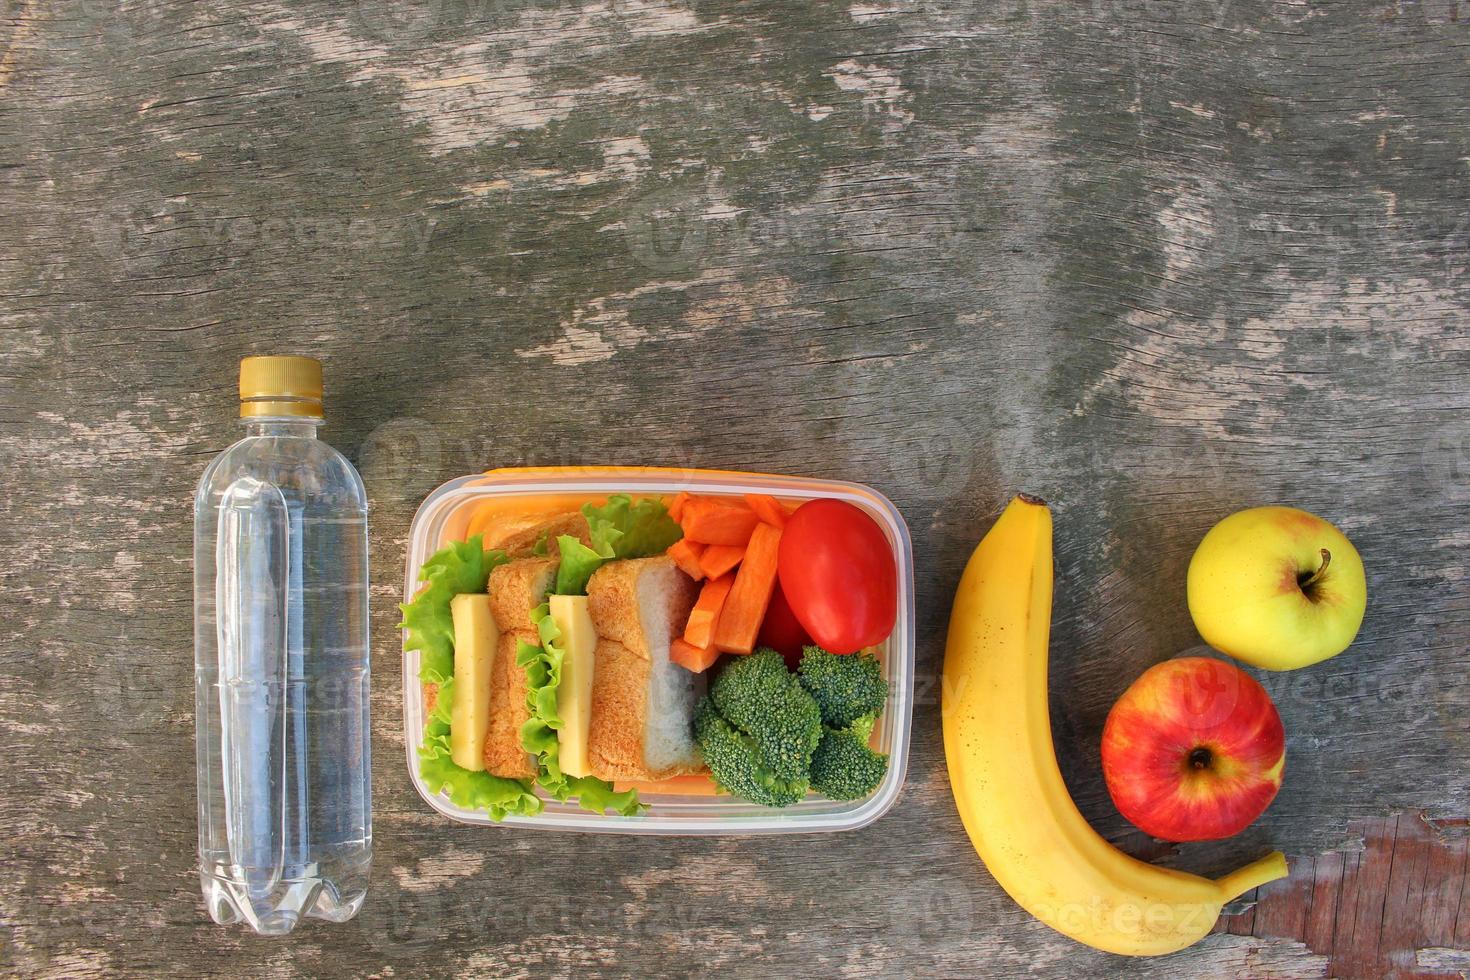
[0,0,1465,976]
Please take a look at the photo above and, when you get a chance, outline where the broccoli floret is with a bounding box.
[709,649,822,781]
[797,646,887,729]
[694,650,823,807]
[796,647,890,801]
[848,713,877,745]
[810,727,888,801]
[694,699,809,807]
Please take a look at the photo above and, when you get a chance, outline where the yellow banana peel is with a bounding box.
[942,493,1288,956]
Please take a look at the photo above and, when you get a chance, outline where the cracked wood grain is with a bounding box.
[1219,812,1470,980]
[0,0,1466,977]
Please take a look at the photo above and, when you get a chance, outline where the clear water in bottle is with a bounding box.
[194,357,370,935]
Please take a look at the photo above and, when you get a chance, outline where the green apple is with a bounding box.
[1186,506,1366,670]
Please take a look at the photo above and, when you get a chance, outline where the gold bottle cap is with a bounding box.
[239,355,324,418]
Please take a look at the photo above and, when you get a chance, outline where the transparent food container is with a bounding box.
[401,467,914,834]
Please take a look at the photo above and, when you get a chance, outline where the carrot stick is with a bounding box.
[680,497,758,546]
[667,538,705,581]
[712,522,781,654]
[743,493,791,528]
[684,573,735,649]
[698,543,744,580]
[614,773,722,797]
[668,491,691,522]
[671,637,722,673]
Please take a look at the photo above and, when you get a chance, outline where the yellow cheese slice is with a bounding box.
[549,594,596,778]
[449,593,499,771]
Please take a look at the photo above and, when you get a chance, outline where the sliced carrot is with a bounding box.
[684,573,735,649]
[712,522,781,654]
[698,543,744,580]
[453,492,605,545]
[671,637,722,673]
[743,493,791,528]
[614,773,722,797]
[680,497,759,546]
[668,491,691,523]
[667,538,706,581]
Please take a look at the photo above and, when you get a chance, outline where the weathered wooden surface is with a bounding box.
[1,0,1466,976]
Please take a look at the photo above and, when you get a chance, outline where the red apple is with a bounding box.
[1101,657,1285,842]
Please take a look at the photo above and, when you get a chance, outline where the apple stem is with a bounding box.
[1299,548,1332,592]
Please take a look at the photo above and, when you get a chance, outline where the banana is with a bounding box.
[942,493,1288,956]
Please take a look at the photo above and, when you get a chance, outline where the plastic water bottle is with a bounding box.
[194,356,371,935]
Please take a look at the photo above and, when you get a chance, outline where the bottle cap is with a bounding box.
[239,356,324,418]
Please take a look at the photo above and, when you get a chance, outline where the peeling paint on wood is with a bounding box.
[1222,813,1470,980]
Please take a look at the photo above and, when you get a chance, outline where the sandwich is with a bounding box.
[402,494,702,820]
[481,556,559,779]
[584,557,702,780]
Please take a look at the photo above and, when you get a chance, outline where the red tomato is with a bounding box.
[777,499,897,654]
[757,580,812,670]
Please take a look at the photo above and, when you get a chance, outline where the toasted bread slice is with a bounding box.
[482,629,536,778]
[487,557,559,633]
[481,557,562,778]
[586,557,703,781]
[583,638,649,781]
[586,557,689,659]
[486,510,591,558]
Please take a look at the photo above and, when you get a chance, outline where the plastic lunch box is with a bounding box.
[401,467,915,835]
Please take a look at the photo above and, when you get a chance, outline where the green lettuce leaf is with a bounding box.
[418,716,542,821]
[553,536,615,600]
[564,773,647,816]
[402,536,538,821]
[517,604,644,817]
[516,623,562,784]
[430,676,454,726]
[554,494,684,596]
[398,534,511,684]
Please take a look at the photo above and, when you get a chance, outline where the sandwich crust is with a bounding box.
[585,638,651,780]
[489,510,590,558]
[586,556,703,781]
[586,558,676,659]
[487,557,559,633]
[483,629,536,778]
[479,556,562,778]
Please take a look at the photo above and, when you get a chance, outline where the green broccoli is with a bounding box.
[797,646,887,729]
[809,728,888,801]
[694,649,823,806]
[709,649,822,780]
[694,700,809,808]
[796,646,890,801]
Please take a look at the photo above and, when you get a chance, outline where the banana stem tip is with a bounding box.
[1216,851,1289,901]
